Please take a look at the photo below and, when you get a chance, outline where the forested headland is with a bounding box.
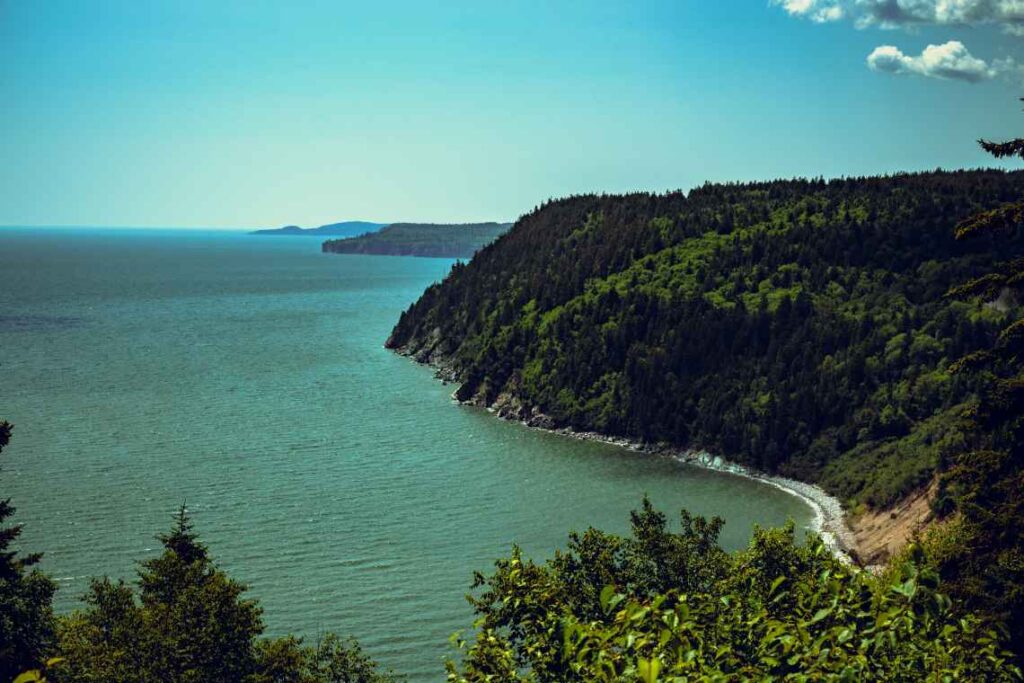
[322,223,511,259]
[387,170,1019,514]
[388,160,1024,669]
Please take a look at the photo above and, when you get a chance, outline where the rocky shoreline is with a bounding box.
[395,343,857,563]
[486,412,856,563]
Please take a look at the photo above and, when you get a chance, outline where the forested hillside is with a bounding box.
[388,171,1023,511]
[322,222,511,258]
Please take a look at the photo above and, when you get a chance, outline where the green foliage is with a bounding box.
[819,403,968,508]
[55,506,401,683]
[252,633,398,683]
[450,499,729,681]
[323,222,511,258]
[0,421,58,681]
[12,657,64,683]
[932,96,1024,660]
[389,171,1023,508]
[448,502,1021,682]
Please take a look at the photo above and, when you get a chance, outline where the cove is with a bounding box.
[0,228,814,681]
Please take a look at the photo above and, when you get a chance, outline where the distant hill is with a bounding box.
[251,221,387,237]
[322,222,512,258]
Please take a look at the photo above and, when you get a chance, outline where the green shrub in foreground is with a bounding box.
[448,501,1021,682]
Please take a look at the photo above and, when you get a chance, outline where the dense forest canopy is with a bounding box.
[322,222,511,258]
[388,171,1024,512]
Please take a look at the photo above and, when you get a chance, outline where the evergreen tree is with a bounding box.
[57,504,263,682]
[56,506,400,682]
[937,96,1024,657]
[0,421,57,681]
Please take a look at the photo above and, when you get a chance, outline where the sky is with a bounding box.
[0,0,1021,229]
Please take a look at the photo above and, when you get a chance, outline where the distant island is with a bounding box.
[251,220,387,237]
[322,222,511,258]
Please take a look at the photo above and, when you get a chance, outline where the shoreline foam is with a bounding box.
[498,418,856,562]
[396,346,856,562]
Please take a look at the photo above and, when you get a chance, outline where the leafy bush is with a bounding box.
[447,501,1020,681]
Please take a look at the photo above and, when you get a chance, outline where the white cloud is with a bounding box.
[774,1,1022,82]
[866,40,998,81]
[855,0,1024,31]
[772,0,1024,33]
[774,0,845,22]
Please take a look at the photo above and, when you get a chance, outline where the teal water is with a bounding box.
[0,228,814,681]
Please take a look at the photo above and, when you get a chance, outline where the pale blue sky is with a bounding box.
[1,1,1020,228]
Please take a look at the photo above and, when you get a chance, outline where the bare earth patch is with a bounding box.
[850,480,937,567]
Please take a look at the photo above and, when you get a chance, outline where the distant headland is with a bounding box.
[251,220,387,237]
[322,222,512,259]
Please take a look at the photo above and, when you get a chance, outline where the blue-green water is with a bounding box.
[0,228,813,680]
